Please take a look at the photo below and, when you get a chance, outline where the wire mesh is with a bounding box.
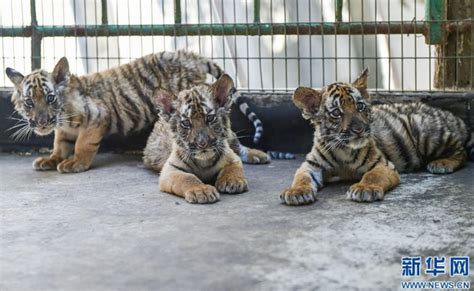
[0,0,472,93]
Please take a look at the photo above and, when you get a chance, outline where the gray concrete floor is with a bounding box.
[0,153,473,291]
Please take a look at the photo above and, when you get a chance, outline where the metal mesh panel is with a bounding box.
[0,0,473,93]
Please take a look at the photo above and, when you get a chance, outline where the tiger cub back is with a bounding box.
[73,50,224,136]
[372,102,470,173]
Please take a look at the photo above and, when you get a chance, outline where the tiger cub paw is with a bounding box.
[347,183,384,202]
[33,156,62,171]
[215,175,249,194]
[184,185,220,204]
[245,149,270,164]
[280,186,316,206]
[57,159,90,173]
[426,159,455,174]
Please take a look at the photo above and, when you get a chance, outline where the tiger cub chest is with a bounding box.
[317,145,377,181]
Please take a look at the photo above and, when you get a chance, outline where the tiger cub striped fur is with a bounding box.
[281,68,471,206]
[5,50,260,173]
[144,74,262,204]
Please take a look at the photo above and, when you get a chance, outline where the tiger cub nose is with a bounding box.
[37,117,48,127]
[351,126,364,134]
[196,140,209,149]
[196,135,209,149]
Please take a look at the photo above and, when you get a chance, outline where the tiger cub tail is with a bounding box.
[267,151,296,160]
[233,92,264,144]
[232,92,295,159]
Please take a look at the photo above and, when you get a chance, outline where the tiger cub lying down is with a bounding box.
[144,74,267,204]
[282,69,472,206]
[5,50,229,173]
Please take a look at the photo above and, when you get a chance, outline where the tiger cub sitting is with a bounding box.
[144,74,262,204]
[281,68,472,205]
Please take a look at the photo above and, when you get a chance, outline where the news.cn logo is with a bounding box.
[400,256,470,289]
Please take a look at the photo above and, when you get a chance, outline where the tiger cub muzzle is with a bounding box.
[29,115,58,136]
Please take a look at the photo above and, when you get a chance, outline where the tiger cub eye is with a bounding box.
[24,98,34,107]
[356,102,366,112]
[330,109,341,118]
[47,94,56,104]
[206,114,216,123]
[180,119,191,128]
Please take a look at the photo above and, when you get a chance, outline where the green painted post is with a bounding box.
[425,0,445,44]
[335,0,343,22]
[30,0,42,69]
[254,0,260,23]
[174,0,181,24]
[101,0,108,24]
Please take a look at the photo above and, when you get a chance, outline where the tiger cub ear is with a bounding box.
[292,87,322,119]
[352,68,370,100]
[52,57,70,87]
[152,89,176,120]
[5,68,24,87]
[211,74,235,107]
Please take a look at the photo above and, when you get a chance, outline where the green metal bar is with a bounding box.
[0,27,30,36]
[0,22,428,37]
[335,0,343,22]
[30,0,41,69]
[174,0,181,24]
[425,0,445,44]
[254,0,260,23]
[101,0,108,24]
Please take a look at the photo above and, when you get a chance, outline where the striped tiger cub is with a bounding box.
[5,50,265,173]
[281,68,473,206]
[144,74,262,204]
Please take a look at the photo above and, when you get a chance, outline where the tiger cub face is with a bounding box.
[154,74,234,160]
[6,58,70,136]
[294,68,372,149]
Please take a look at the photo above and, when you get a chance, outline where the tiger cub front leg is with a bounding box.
[347,162,400,202]
[215,160,249,194]
[57,127,104,173]
[159,167,220,204]
[33,129,76,171]
[281,161,321,206]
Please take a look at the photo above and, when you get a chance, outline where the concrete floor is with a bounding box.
[0,153,473,291]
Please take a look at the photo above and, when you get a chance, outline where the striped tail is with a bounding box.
[267,151,296,160]
[233,92,264,144]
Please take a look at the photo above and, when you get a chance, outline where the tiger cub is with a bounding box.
[281,68,472,205]
[5,51,236,173]
[144,74,259,204]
